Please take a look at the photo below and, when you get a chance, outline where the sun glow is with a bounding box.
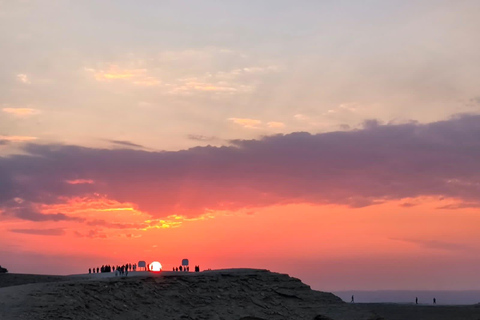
[149,261,162,272]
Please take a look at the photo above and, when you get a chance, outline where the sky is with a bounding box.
[1,0,480,291]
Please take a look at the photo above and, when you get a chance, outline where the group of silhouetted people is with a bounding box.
[170,265,201,272]
[173,266,189,272]
[88,262,203,275]
[89,263,137,275]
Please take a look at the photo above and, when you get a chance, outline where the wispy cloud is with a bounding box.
[228,118,262,128]
[211,65,280,80]
[229,119,285,130]
[167,78,250,95]
[109,140,145,149]
[325,103,359,115]
[9,228,65,236]
[436,202,480,209]
[2,203,85,222]
[294,114,309,121]
[85,65,161,86]
[390,238,470,252]
[169,65,278,95]
[16,74,30,84]
[187,134,218,142]
[267,121,285,128]
[0,135,37,142]
[66,179,94,185]
[2,108,40,117]
[74,229,107,238]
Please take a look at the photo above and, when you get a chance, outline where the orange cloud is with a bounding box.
[66,179,94,185]
[36,195,211,231]
[2,108,40,117]
[228,117,262,128]
[0,135,37,142]
[16,74,30,84]
[85,65,161,86]
[267,121,285,128]
[168,78,249,94]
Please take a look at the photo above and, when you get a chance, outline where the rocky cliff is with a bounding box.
[0,269,378,320]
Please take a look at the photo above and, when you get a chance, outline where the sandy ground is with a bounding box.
[1,269,479,320]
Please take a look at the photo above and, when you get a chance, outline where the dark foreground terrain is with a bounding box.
[0,273,73,288]
[1,269,479,320]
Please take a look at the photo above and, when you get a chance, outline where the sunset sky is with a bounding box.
[1,0,480,291]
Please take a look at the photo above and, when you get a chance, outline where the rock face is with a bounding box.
[0,269,376,320]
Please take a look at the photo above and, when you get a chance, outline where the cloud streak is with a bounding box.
[1,114,480,220]
[228,118,262,128]
[390,238,470,252]
[4,205,85,222]
[109,140,145,149]
[85,65,160,86]
[2,108,40,117]
[0,136,37,142]
[9,228,65,236]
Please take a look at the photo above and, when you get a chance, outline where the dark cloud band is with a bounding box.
[1,114,480,220]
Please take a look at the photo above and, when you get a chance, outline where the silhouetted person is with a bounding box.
[97,267,99,273]
[351,295,354,303]
[416,297,418,305]
[176,267,178,272]
[433,298,436,304]
[88,268,91,274]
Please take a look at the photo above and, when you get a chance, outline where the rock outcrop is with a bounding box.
[0,269,376,320]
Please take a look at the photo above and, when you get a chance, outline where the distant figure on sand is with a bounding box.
[351,295,354,303]
[433,298,436,304]
[416,297,418,304]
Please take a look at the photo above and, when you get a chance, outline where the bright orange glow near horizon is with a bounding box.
[2,194,480,291]
[149,261,162,272]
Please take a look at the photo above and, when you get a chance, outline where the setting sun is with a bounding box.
[149,261,162,272]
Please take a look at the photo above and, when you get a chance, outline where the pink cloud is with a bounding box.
[1,114,480,220]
